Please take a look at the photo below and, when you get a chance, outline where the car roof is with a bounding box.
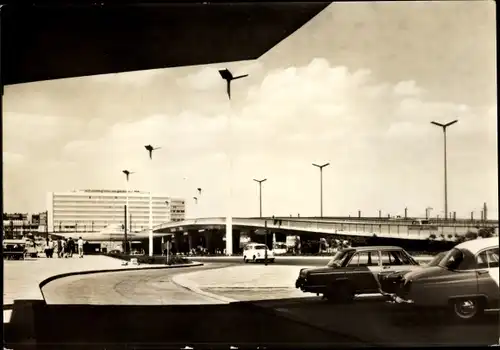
[3,239,26,244]
[343,246,404,252]
[456,237,499,255]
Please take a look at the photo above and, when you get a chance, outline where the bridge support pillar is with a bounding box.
[225,218,233,256]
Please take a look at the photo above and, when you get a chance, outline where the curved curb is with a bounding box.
[36,262,204,305]
[171,270,237,304]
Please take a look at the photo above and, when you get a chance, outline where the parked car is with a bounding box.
[295,246,421,302]
[380,250,449,294]
[273,242,288,255]
[243,243,275,263]
[389,237,499,321]
[3,239,28,260]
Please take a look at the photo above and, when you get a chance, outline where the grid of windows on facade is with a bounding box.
[47,190,186,233]
[170,199,186,222]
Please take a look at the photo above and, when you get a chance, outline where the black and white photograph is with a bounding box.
[2,1,499,348]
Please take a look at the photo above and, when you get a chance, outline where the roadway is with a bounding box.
[190,256,333,266]
[42,263,231,305]
[36,260,499,348]
[33,263,364,349]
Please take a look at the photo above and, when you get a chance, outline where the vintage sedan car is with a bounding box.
[390,237,499,321]
[379,250,448,294]
[295,246,421,302]
[3,239,28,260]
[243,243,275,263]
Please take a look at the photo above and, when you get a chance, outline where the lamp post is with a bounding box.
[431,120,458,221]
[195,187,202,219]
[312,162,330,217]
[144,144,161,257]
[253,178,267,218]
[122,170,135,254]
[218,68,248,256]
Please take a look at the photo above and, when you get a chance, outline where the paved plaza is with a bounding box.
[172,265,318,301]
[3,255,196,322]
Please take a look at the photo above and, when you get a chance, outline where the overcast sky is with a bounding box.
[3,1,497,219]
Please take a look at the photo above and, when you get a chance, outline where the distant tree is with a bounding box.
[447,234,454,240]
[440,233,445,240]
[478,227,495,238]
[465,231,478,241]
[429,234,437,240]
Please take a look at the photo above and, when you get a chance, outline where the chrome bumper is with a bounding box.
[386,293,414,304]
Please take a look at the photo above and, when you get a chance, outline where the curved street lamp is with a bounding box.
[253,178,267,218]
[431,120,458,221]
[218,68,248,256]
[312,162,330,217]
[144,145,161,256]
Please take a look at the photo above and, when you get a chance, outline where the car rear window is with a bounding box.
[439,248,465,270]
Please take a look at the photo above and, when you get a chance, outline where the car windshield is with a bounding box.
[438,248,464,270]
[327,250,354,267]
[254,246,267,250]
[428,251,447,267]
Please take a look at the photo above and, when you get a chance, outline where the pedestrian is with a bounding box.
[44,239,50,258]
[47,238,55,258]
[68,237,75,258]
[61,239,67,258]
[57,239,63,258]
[78,237,84,258]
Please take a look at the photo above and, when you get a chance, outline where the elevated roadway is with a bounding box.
[152,216,494,239]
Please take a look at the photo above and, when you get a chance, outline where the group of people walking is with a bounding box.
[44,237,85,258]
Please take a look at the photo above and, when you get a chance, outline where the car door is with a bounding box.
[344,250,382,293]
[380,249,417,273]
[476,247,500,309]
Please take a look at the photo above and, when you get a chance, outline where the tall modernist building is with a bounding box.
[46,189,185,233]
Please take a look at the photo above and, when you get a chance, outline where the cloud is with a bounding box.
[393,80,424,96]
[3,57,497,219]
[89,69,168,87]
[3,152,25,164]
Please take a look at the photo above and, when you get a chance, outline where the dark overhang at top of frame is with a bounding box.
[0,2,330,85]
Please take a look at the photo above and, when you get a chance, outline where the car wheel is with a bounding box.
[269,258,275,263]
[243,256,248,263]
[451,298,484,321]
